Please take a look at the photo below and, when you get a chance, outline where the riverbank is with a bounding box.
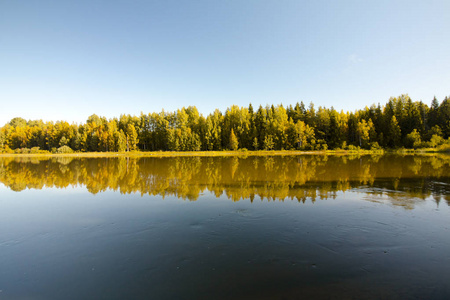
[0,149,380,158]
[1,147,449,158]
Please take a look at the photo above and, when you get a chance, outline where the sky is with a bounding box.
[1,0,449,125]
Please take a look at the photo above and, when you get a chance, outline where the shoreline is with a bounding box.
[0,148,447,158]
[0,150,329,158]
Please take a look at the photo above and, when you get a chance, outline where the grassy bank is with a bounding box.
[0,150,316,158]
[2,147,449,158]
[392,144,450,154]
[0,149,390,158]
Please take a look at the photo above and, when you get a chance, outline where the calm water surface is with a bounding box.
[0,154,449,299]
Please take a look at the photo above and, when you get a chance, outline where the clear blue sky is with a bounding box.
[1,0,449,125]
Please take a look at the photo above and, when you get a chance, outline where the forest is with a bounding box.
[1,94,449,153]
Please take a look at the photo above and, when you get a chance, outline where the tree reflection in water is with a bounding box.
[1,154,449,208]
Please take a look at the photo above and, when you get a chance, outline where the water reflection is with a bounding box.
[1,154,450,300]
[1,154,449,207]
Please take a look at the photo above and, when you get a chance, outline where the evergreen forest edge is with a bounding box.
[1,94,450,154]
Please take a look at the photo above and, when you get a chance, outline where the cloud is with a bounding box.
[348,54,363,64]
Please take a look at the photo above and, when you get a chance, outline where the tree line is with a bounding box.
[1,94,449,153]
